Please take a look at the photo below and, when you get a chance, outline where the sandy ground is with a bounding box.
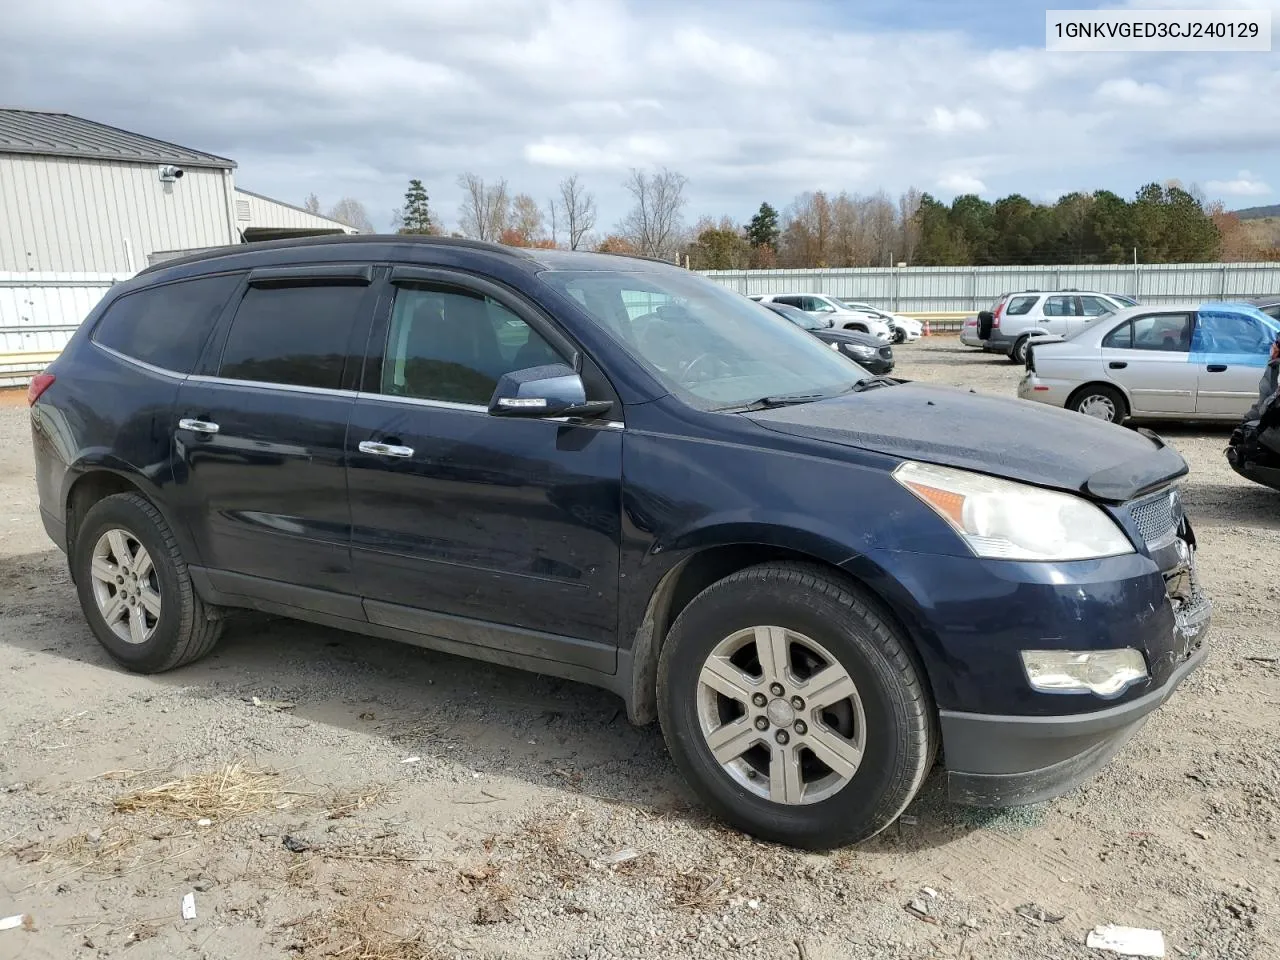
[1,339,1277,960]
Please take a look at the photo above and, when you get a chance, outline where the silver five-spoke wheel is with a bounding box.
[696,625,866,805]
[89,528,161,645]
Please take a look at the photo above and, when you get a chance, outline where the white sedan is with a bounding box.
[840,300,922,343]
[1018,301,1279,423]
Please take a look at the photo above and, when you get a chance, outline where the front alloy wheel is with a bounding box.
[697,626,866,805]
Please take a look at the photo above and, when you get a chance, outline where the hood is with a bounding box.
[813,329,884,349]
[747,382,1187,502]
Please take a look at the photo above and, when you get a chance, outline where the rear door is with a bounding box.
[344,267,623,667]
[170,265,378,603]
[1041,295,1079,337]
[1192,309,1275,417]
[1099,312,1196,415]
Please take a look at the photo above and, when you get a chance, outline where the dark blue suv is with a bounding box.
[29,236,1210,849]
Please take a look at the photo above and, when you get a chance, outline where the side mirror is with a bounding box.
[487,363,613,420]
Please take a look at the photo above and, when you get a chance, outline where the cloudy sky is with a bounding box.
[4,0,1279,233]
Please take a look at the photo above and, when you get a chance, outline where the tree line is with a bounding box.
[302,174,1280,268]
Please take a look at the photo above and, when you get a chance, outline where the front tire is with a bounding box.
[73,493,223,673]
[657,562,935,849]
[892,328,906,344]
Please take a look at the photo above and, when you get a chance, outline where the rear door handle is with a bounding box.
[358,440,414,458]
[1108,361,1127,369]
[1206,364,1228,372]
[177,418,220,434]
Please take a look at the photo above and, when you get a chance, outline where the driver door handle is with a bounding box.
[1206,364,1228,373]
[177,418,220,434]
[1108,361,1127,369]
[359,440,414,458]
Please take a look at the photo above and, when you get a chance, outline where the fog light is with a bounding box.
[1020,649,1147,697]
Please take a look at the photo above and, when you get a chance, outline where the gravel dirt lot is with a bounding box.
[1,339,1277,960]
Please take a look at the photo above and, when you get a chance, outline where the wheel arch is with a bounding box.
[624,540,940,729]
[64,465,196,575]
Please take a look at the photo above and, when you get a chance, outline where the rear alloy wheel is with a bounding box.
[73,492,223,673]
[657,562,935,849]
[1069,384,1127,424]
[1010,336,1031,364]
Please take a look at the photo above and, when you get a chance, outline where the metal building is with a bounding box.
[0,109,357,382]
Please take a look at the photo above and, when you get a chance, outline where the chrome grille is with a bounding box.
[1130,488,1180,548]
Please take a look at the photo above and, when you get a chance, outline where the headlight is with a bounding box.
[843,343,876,358]
[893,461,1134,560]
[1021,649,1147,697]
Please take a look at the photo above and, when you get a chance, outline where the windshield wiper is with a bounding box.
[850,376,899,393]
[727,387,853,412]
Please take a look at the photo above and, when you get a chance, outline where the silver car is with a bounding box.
[1018,301,1280,423]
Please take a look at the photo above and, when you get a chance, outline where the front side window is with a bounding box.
[805,297,837,313]
[92,274,240,373]
[218,283,369,389]
[1132,314,1193,352]
[1101,320,1133,350]
[1192,310,1276,356]
[1005,296,1037,316]
[380,286,563,406]
[542,269,868,410]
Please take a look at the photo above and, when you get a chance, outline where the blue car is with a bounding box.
[28,236,1209,849]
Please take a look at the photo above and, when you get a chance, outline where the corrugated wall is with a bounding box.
[234,190,355,233]
[0,273,121,385]
[701,263,1280,313]
[0,154,236,273]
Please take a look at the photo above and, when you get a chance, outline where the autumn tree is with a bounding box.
[303,193,321,215]
[684,216,751,270]
[552,174,597,251]
[596,235,638,255]
[619,167,689,260]
[506,193,545,246]
[457,173,510,241]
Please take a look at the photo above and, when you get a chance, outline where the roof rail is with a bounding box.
[137,234,536,276]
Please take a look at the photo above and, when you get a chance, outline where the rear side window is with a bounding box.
[1043,296,1078,317]
[92,274,239,373]
[1005,296,1038,316]
[218,284,370,389]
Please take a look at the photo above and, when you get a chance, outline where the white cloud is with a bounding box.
[1095,78,1171,106]
[927,106,989,134]
[938,173,988,195]
[2,0,1279,231]
[1205,171,1272,197]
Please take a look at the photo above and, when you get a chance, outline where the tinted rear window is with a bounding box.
[1005,296,1038,315]
[218,284,369,389]
[92,274,239,373]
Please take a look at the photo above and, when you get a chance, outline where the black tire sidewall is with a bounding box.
[1071,386,1125,423]
[659,574,926,848]
[1011,337,1028,363]
[73,496,188,672]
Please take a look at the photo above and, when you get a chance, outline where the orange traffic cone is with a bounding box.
[923,320,931,337]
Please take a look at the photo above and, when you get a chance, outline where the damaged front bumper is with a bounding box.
[942,519,1210,808]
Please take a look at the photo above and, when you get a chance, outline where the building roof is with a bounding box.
[234,187,351,228]
[0,109,235,169]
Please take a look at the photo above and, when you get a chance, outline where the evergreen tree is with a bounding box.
[397,179,434,235]
[745,202,780,250]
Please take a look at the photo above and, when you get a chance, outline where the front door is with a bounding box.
[170,266,377,601]
[1098,312,1197,415]
[1041,295,1079,336]
[1192,308,1275,417]
[345,271,623,670]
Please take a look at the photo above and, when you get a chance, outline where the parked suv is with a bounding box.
[979,290,1138,363]
[30,236,1208,849]
[750,293,894,341]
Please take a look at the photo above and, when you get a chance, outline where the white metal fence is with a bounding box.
[700,262,1280,314]
[0,273,126,385]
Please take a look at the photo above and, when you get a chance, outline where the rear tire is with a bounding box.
[892,328,906,344]
[1010,336,1031,364]
[73,493,223,673]
[1068,384,1128,424]
[657,562,935,849]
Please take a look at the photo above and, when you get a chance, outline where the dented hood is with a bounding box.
[747,382,1187,502]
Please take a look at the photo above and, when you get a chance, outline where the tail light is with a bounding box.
[27,372,55,406]
[992,301,1004,328]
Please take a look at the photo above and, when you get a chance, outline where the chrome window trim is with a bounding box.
[353,390,623,428]
[186,373,357,397]
[91,341,186,380]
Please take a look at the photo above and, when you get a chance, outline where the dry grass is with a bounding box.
[666,869,741,910]
[113,763,306,821]
[326,785,391,821]
[291,900,446,960]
